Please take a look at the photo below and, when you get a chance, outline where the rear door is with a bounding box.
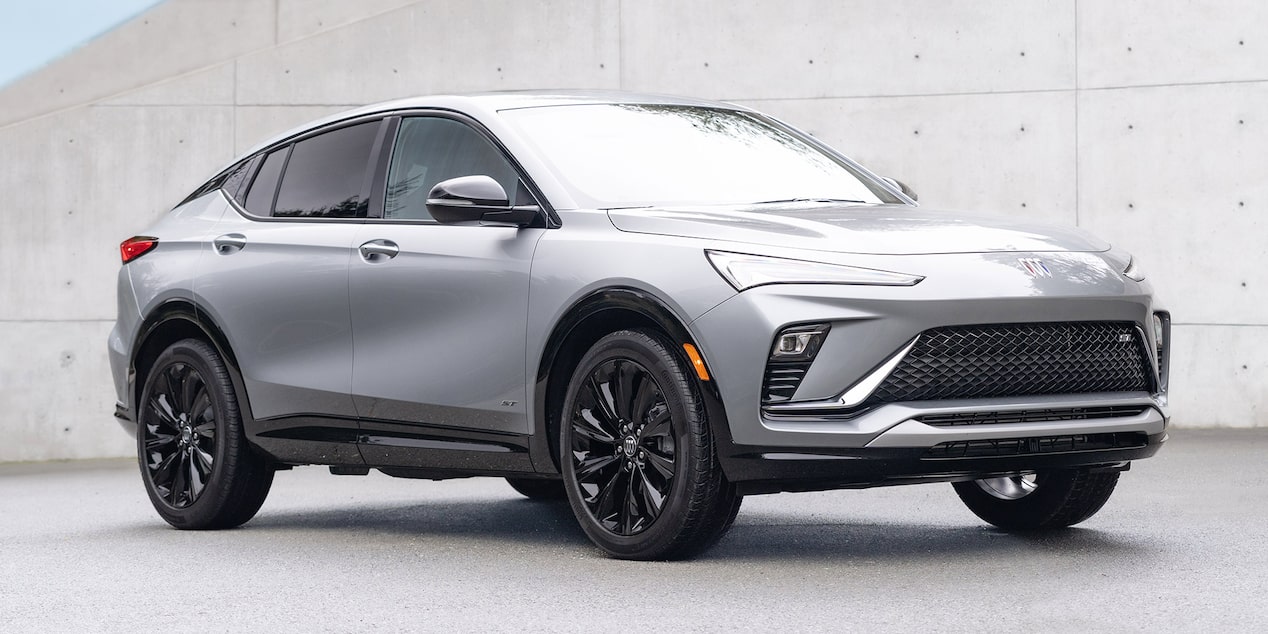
[195,119,385,462]
[348,114,546,467]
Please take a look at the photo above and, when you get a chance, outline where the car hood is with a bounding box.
[606,204,1110,255]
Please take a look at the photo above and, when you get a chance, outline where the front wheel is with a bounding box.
[137,338,274,529]
[560,329,739,560]
[952,468,1120,530]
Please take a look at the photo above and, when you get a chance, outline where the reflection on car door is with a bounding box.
[348,116,546,466]
[195,120,383,463]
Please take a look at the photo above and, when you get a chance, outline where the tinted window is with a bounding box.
[221,158,256,205]
[274,121,379,218]
[384,117,522,220]
[244,148,287,215]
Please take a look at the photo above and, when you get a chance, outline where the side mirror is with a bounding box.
[426,175,541,227]
[882,177,918,202]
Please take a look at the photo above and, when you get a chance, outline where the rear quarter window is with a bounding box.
[243,147,288,216]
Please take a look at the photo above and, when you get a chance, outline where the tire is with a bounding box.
[137,338,274,529]
[506,477,567,500]
[952,469,1120,531]
[559,329,739,560]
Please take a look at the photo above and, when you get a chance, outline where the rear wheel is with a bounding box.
[137,339,274,529]
[560,329,739,560]
[952,468,1120,530]
[506,477,567,500]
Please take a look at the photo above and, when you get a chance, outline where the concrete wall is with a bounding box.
[1,0,1264,461]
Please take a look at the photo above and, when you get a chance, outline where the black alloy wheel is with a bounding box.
[138,339,274,529]
[952,468,1121,530]
[570,357,677,535]
[143,361,217,508]
[561,329,740,560]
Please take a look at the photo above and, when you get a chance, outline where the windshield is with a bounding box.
[499,104,895,209]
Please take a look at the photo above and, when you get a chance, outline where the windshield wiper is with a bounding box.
[750,197,869,205]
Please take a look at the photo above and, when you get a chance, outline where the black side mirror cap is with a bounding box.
[426,175,541,227]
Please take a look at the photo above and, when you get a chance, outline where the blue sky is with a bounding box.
[0,0,166,88]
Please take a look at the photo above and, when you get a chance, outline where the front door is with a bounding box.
[348,115,546,468]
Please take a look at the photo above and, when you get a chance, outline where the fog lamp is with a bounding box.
[771,324,829,361]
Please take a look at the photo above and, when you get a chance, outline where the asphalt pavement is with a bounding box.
[1,429,1265,632]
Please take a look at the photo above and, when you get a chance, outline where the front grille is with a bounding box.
[917,406,1146,427]
[865,322,1151,405]
[924,432,1148,459]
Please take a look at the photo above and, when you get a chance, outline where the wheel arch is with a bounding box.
[529,287,732,474]
[129,299,256,428]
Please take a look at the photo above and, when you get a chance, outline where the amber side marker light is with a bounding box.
[682,343,710,381]
[120,236,158,263]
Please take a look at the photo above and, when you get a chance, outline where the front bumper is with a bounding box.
[723,429,1165,495]
[687,252,1169,490]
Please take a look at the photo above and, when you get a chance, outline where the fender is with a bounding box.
[528,286,734,474]
[127,298,257,431]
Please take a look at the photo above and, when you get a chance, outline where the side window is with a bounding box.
[244,147,287,215]
[384,117,522,220]
[221,157,256,205]
[273,121,379,218]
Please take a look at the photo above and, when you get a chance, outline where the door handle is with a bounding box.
[213,233,247,254]
[359,239,399,262]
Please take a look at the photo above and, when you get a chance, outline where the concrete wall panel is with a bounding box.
[1077,83,1268,324]
[100,63,236,107]
[234,105,355,155]
[0,105,235,322]
[0,0,275,127]
[1,0,1264,461]
[1079,1,1268,89]
[236,0,620,106]
[277,0,422,43]
[1169,325,1268,427]
[740,92,1077,224]
[621,0,1074,99]
[0,321,133,462]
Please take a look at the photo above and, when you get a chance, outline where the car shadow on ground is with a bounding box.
[707,521,1149,563]
[233,497,1149,562]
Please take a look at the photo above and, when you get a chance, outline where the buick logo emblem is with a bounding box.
[1018,258,1051,278]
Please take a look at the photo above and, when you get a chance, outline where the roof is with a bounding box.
[239,89,748,159]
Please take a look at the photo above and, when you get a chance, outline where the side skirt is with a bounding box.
[249,414,535,476]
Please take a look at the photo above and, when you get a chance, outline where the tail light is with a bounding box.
[120,236,158,263]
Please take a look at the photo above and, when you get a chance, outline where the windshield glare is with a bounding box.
[500,104,892,209]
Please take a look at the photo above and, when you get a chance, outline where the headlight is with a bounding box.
[705,250,924,291]
[1123,256,1145,282]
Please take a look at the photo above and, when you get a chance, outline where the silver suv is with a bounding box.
[109,91,1169,560]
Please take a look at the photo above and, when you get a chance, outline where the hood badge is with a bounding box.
[1018,258,1052,278]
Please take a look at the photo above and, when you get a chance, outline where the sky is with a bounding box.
[0,0,166,88]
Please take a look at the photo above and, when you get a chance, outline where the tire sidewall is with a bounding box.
[137,340,238,528]
[560,330,706,557]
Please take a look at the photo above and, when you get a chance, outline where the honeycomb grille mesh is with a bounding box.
[865,322,1151,405]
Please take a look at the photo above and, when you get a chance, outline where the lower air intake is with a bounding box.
[924,432,1148,459]
[866,321,1152,405]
